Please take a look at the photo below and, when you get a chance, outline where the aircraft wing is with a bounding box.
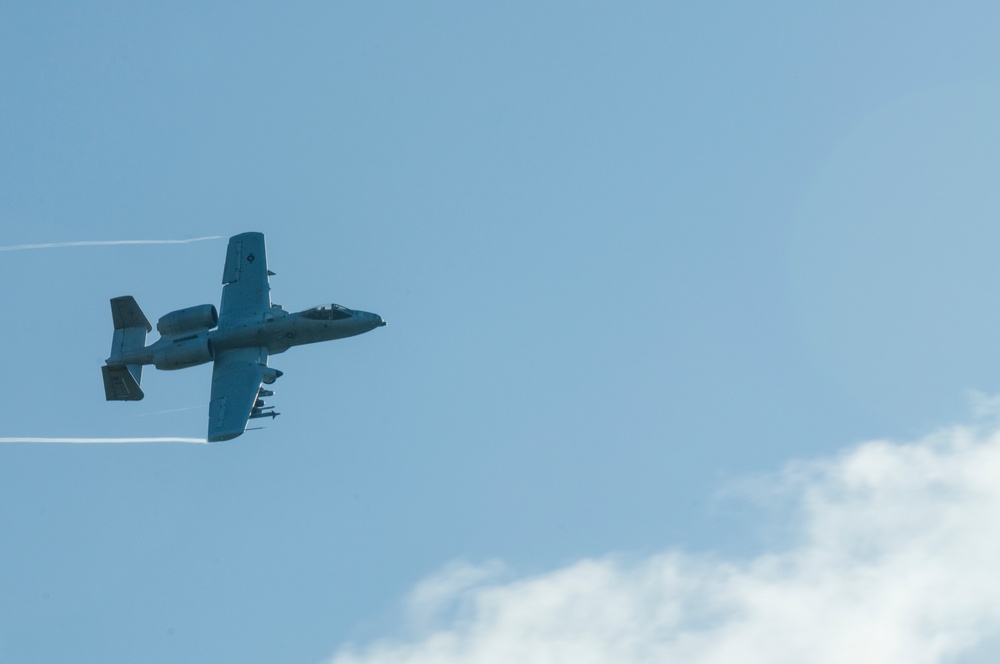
[219,232,271,327]
[207,346,268,442]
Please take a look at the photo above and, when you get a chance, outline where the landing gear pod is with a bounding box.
[262,367,283,385]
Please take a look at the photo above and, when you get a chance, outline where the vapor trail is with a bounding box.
[0,437,207,444]
[0,236,222,251]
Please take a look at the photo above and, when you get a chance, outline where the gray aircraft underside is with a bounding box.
[102,232,385,442]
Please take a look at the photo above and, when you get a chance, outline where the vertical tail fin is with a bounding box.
[102,365,144,400]
[105,296,152,401]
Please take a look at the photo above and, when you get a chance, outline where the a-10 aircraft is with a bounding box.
[102,232,385,442]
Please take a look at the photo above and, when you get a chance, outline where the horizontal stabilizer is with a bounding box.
[102,364,145,401]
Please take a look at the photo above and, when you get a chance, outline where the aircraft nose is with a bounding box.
[359,310,386,328]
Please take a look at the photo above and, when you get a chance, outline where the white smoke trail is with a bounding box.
[0,236,222,251]
[0,437,207,444]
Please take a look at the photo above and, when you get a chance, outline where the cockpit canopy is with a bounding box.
[302,303,354,320]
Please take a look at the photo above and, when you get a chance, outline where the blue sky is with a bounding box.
[4,3,1000,663]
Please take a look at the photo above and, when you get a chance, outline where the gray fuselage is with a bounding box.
[117,305,385,370]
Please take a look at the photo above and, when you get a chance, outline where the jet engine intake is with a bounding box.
[154,334,215,370]
[157,304,219,337]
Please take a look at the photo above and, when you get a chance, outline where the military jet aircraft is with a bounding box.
[102,232,385,442]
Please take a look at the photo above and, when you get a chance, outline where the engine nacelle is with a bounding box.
[157,304,219,337]
[153,333,215,370]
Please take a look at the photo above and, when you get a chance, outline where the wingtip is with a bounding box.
[207,430,244,443]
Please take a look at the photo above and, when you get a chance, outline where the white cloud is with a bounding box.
[327,415,1000,664]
